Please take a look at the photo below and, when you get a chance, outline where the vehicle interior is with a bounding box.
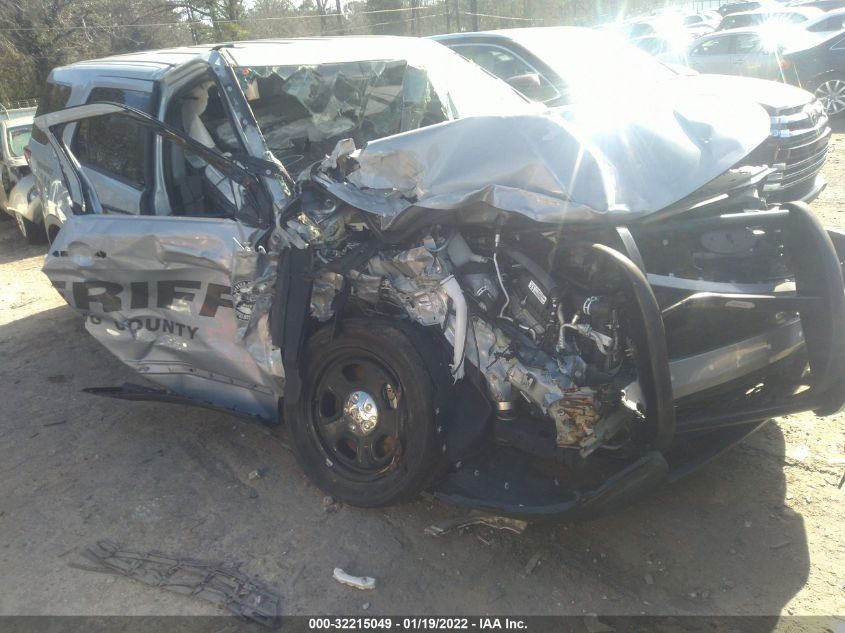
[163,76,246,219]
[231,61,450,173]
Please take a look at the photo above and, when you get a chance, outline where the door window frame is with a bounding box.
[35,102,279,229]
[448,42,562,103]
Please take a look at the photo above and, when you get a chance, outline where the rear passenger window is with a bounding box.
[693,37,731,55]
[734,34,761,54]
[73,88,154,189]
[31,81,72,144]
[454,45,559,103]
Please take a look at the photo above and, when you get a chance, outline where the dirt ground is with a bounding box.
[0,127,843,626]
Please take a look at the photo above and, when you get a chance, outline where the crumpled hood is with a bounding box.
[323,92,771,227]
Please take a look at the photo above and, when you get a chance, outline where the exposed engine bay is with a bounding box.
[283,178,824,467]
[310,221,634,457]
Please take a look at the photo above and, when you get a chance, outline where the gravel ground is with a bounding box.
[0,123,843,624]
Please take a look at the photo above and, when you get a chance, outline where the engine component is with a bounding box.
[497,245,559,341]
[509,273,554,338]
[440,274,468,380]
[339,231,631,455]
[459,264,499,313]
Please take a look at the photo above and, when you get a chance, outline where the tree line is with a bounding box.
[0,0,701,103]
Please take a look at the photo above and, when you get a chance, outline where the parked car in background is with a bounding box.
[601,15,713,41]
[685,27,807,80]
[718,1,770,16]
[683,11,722,30]
[687,26,845,115]
[0,111,34,211]
[31,37,845,519]
[434,27,831,203]
[803,7,845,31]
[2,173,44,244]
[717,7,823,30]
[783,28,845,113]
[631,33,695,64]
[787,0,845,10]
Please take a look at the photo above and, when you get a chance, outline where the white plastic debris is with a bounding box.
[333,568,376,590]
[248,470,262,481]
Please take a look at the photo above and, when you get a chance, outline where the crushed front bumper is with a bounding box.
[431,203,845,521]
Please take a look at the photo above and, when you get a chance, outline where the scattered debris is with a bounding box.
[362,602,370,610]
[424,512,528,537]
[770,540,792,550]
[644,573,655,585]
[743,521,752,528]
[333,568,376,591]
[43,420,67,427]
[523,550,543,575]
[322,495,340,513]
[248,469,262,481]
[71,540,281,628]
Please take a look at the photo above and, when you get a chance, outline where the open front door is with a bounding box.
[39,103,285,420]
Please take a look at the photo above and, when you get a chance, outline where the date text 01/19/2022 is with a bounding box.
[308,618,528,630]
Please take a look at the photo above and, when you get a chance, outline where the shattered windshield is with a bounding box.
[232,47,531,172]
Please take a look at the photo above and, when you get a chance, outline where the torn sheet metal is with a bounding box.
[322,94,771,227]
[44,215,280,420]
[424,512,529,536]
[72,540,281,627]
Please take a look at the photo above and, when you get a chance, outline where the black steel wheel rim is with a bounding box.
[306,349,405,481]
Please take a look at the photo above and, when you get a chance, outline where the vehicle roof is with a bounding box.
[432,26,592,43]
[804,6,845,25]
[722,6,822,17]
[50,36,440,82]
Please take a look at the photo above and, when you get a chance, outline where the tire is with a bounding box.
[814,75,845,117]
[16,212,46,245]
[285,318,448,507]
[46,224,60,245]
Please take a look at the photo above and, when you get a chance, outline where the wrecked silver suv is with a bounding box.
[36,38,845,520]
